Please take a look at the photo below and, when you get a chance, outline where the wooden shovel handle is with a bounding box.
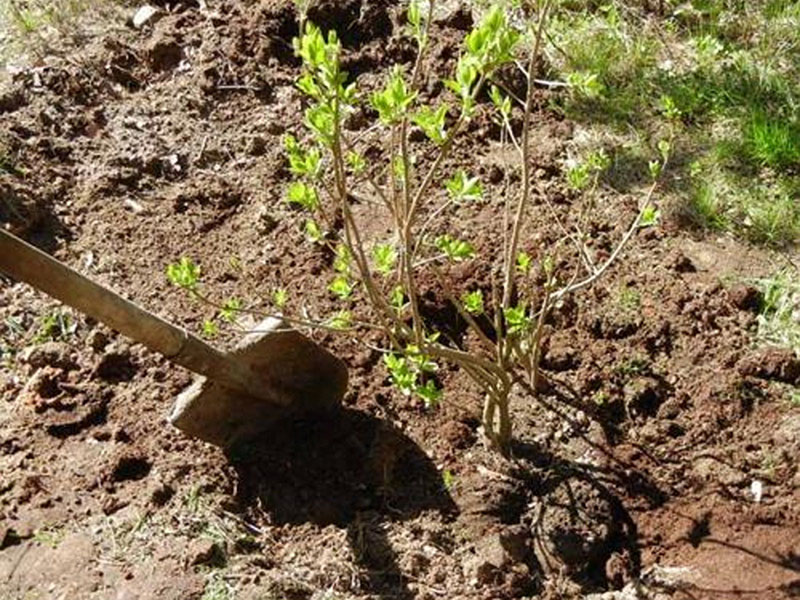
[0,229,261,397]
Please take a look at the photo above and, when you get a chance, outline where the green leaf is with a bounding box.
[416,380,442,408]
[567,163,590,191]
[441,469,455,491]
[462,289,484,315]
[567,71,605,99]
[284,134,322,178]
[286,181,319,211]
[272,288,288,309]
[201,320,219,339]
[489,85,511,117]
[328,275,353,299]
[406,344,437,373]
[305,103,336,146]
[329,310,352,330]
[333,244,352,275]
[219,298,242,323]
[657,139,671,162]
[516,251,532,275]
[346,151,366,174]
[304,218,323,243]
[383,354,417,395]
[390,286,406,311]
[411,104,448,145]
[371,66,417,125]
[372,243,397,276]
[639,205,660,228]
[446,170,482,202]
[648,159,662,180]
[166,257,200,290]
[435,234,475,261]
[503,305,530,334]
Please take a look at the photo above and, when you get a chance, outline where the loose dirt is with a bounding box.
[1,2,798,599]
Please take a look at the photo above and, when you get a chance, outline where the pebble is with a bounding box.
[132,5,160,29]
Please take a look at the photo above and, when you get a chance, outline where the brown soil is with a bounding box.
[1,2,799,599]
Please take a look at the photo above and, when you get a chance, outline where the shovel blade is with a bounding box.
[169,317,347,447]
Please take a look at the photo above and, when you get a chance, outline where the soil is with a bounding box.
[1,2,799,599]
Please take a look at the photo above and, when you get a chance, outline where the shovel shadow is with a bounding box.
[226,407,457,599]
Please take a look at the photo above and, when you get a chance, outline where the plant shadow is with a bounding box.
[226,407,457,599]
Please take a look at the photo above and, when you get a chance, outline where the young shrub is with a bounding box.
[172,2,667,455]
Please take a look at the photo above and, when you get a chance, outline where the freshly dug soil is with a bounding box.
[1,2,798,599]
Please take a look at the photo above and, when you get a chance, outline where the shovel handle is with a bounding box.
[0,229,258,395]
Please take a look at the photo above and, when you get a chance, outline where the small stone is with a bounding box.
[132,5,160,29]
[187,538,218,566]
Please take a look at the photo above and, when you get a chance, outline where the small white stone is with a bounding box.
[132,5,159,29]
[750,479,763,503]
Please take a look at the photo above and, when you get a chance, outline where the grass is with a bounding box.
[0,0,123,68]
[201,574,236,600]
[755,269,800,353]
[547,1,800,247]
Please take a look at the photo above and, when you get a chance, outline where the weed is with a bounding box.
[617,286,641,312]
[756,270,800,353]
[32,525,64,549]
[33,310,75,343]
[201,573,235,600]
[615,356,650,378]
[442,469,455,491]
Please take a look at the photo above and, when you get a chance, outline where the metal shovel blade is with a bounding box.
[169,317,348,447]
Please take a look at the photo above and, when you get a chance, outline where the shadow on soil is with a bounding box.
[226,407,457,599]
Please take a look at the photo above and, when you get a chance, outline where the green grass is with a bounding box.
[546,1,800,246]
[755,269,800,353]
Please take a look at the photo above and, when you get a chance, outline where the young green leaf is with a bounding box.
[272,288,288,309]
[304,218,323,243]
[503,305,530,334]
[406,344,437,373]
[219,298,242,323]
[412,104,448,145]
[329,310,352,330]
[648,159,662,180]
[435,234,475,261]
[384,354,417,395]
[390,286,406,311]
[371,66,417,125]
[328,275,353,299]
[639,205,660,228]
[446,170,482,202]
[346,151,366,174]
[333,244,352,275]
[286,181,319,211]
[372,243,397,276]
[284,134,322,178]
[462,289,484,315]
[516,251,532,275]
[166,257,200,291]
[489,85,511,118]
[567,163,590,191]
[416,379,442,408]
[201,320,219,339]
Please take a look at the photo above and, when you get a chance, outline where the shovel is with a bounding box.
[0,229,348,447]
